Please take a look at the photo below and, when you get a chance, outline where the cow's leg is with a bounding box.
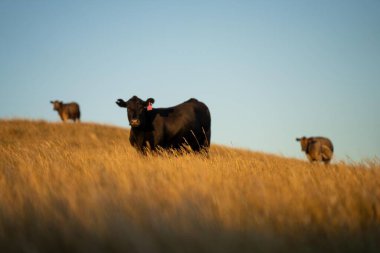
[61,113,68,122]
[146,132,156,152]
[323,159,331,165]
[321,145,332,164]
[129,131,148,154]
[306,154,314,163]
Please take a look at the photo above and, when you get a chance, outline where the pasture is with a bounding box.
[0,120,379,252]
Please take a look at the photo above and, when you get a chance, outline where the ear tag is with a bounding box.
[147,102,153,111]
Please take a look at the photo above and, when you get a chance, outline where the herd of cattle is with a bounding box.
[50,97,334,164]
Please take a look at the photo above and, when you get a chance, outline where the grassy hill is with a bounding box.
[0,119,379,253]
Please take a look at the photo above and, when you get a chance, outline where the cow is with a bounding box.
[296,136,334,164]
[50,100,81,122]
[116,96,211,154]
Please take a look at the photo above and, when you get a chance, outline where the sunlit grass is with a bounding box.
[0,119,379,252]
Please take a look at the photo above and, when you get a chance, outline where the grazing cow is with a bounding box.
[296,136,334,164]
[50,100,81,122]
[116,96,211,154]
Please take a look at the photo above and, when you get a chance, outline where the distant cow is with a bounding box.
[116,96,211,154]
[50,100,81,122]
[296,136,334,164]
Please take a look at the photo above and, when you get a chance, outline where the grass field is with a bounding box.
[0,119,379,253]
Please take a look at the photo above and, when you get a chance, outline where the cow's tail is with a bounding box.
[202,126,211,148]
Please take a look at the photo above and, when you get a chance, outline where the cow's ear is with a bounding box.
[50,101,54,104]
[145,98,155,105]
[116,99,127,108]
[296,138,301,142]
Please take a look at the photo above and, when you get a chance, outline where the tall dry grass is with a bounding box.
[0,119,379,253]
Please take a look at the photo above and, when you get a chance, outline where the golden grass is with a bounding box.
[0,119,379,252]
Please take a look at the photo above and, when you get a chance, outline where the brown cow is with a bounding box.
[296,136,334,164]
[50,100,81,122]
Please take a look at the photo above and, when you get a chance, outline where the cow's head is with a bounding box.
[50,100,63,111]
[116,96,155,128]
[296,136,309,151]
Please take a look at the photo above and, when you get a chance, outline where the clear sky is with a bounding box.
[1,0,379,161]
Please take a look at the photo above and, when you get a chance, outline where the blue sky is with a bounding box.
[1,0,379,161]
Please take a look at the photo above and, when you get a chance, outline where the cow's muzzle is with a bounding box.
[130,119,140,127]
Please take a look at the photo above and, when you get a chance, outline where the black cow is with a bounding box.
[116,96,211,154]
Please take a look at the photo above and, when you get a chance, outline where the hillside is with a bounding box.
[0,119,379,253]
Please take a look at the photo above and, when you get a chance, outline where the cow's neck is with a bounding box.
[131,123,151,132]
[131,125,145,132]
